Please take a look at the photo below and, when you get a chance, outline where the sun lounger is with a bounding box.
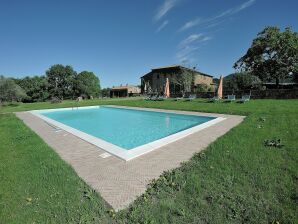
[224,95,236,102]
[156,96,166,101]
[175,94,185,101]
[239,95,250,103]
[185,94,196,101]
[208,96,220,102]
[151,95,158,101]
[144,95,151,100]
[175,97,183,101]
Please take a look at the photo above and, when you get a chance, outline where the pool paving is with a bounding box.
[16,106,244,210]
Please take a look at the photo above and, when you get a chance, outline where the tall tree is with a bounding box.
[234,27,298,87]
[223,72,262,91]
[172,70,193,95]
[15,76,49,102]
[46,64,77,100]
[75,71,100,98]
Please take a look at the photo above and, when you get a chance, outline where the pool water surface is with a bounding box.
[40,106,216,150]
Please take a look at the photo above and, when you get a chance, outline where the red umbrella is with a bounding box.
[164,78,170,98]
[217,75,223,99]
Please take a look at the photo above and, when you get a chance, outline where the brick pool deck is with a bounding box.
[16,106,244,210]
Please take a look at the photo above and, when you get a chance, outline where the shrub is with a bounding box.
[50,97,62,104]
[196,84,209,92]
[0,76,27,103]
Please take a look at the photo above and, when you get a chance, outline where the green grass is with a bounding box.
[1,98,297,223]
[0,113,111,223]
[0,97,296,116]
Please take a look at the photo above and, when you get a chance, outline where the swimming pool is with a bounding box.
[31,106,225,160]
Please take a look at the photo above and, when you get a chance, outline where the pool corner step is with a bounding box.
[99,152,111,158]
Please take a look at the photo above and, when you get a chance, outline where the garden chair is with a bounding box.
[151,95,158,101]
[175,94,185,101]
[185,94,196,101]
[144,95,151,100]
[208,96,220,102]
[224,95,236,102]
[239,95,251,103]
[157,96,166,101]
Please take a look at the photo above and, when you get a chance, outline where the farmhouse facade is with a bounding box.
[140,65,213,95]
[110,85,141,98]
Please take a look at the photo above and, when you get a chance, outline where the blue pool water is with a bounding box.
[41,107,215,150]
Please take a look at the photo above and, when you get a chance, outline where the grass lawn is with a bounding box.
[0,98,297,223]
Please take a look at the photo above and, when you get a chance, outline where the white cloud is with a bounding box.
[176,45,200,61]
[156,20,169,32]
[235,0,256,13]
[212,0,256,20]
[205,20,224,28]
[178,33,211,48]
[154,0,179,21]
[176,33,212,62]
[179,0,256,31]
[178,34,202,47]
[178,18,201,32]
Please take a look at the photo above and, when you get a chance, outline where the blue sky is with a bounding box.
[0,0,297,87]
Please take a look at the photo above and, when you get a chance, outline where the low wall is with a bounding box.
[195,89,298,99]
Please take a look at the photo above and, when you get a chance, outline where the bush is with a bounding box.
[50,97,62,104]
[0,76,27,103]
[196,84,209,92]
[15,76,49,102]
[223,72,262,91]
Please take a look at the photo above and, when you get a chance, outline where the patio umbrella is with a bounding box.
[164,78,170,98]
[144,82,147,94]
[217,75,223,99]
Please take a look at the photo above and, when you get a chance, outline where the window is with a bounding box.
[157,74,160,79]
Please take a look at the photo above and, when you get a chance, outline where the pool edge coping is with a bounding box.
[30,105,227,161]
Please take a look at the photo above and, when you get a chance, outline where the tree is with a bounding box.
[234,26,298,87]
[46,64,77,100]
[0,76,27,103]
[75,71,100,98]
[100,88,111,97]
[15,76,49,102]
[172,70,193,95]
[223,72,262,91]
[196,84,209,92]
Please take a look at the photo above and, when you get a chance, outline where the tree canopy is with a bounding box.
[46,64,77,100]
[234,26,298,87]
[0,76,27,103]
[75,71,100,98]
[172,70,194,95]
[223,72,262,91]
[100,88,111,97]
[15,76,49,102]
[0,64,101,103]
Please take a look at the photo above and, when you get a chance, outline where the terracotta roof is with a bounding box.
[111,85,138,90]
[151,65,180,70]
[141,65,213,78]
